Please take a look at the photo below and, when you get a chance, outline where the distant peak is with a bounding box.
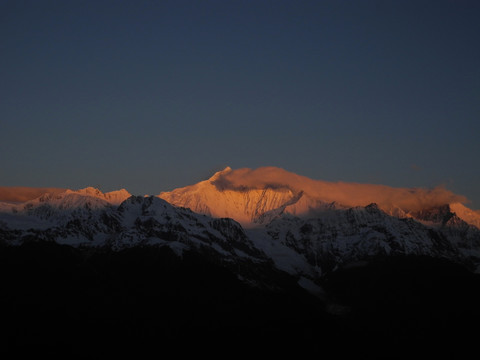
[80,187,103,195]
[209,166,233,181]
[63,187,104,199]
[158,166,476,228]
[449,202,480,229]
[104,189,132,205]
[106,189,130,196]
[63,187,131,205]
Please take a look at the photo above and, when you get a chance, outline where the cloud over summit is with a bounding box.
[211,167,467,213]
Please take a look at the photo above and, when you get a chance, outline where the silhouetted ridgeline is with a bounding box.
[1,240,480,358]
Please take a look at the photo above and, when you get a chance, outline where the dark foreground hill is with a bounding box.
[1,241,480,358]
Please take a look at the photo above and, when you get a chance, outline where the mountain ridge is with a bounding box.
[1,167,479,288]
[1,167,477,228]
[159,166,480,229]
[1,168,480,292]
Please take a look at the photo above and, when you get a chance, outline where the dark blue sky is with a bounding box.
[1,0,479,208]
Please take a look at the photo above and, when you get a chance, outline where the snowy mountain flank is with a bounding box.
[1,167,480,293]
[159,167,478,227]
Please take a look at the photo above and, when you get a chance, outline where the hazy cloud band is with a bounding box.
[0,187,66,203]
[211,167,467,213]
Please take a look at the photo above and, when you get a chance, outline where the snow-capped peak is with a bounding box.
[65,187,103,197]
[0,187,132,223]
[158,166,478,229]
[104,189,132,205]
[449,203,480,229]
[209,166,233,180]
[64,187,131,205]
[159,167,329,227]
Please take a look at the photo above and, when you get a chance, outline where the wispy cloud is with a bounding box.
[211,167,467,212]
[0,187,66,203]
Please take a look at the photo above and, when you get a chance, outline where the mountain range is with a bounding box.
[2,167,480,284]
[1,166,480,356]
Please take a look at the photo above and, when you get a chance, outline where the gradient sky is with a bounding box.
[1,0,479,208]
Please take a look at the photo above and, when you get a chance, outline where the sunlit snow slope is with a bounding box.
[159,166,480,229]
